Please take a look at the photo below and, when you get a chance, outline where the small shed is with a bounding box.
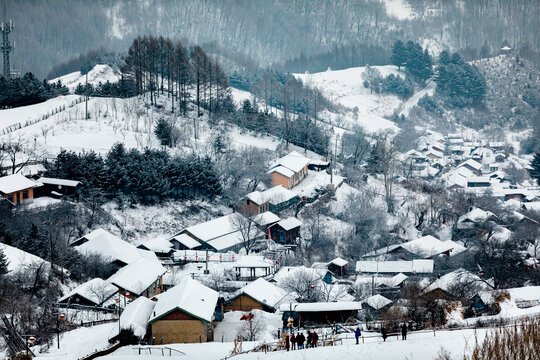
[280,301,362,327]
[362,294,393,318]
[270,217,302,244]
[170,233,202,251]
[109,297,156,342]
[35,177,80,198]
[328,257,349,277]
[108,257,166,299]
[137,237,175,258]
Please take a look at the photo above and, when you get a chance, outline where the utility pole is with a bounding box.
[85,72,89,119]
[1,19,14,79]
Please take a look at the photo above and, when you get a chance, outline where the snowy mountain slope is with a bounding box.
[49,64,121,90]
[294,66,404,133]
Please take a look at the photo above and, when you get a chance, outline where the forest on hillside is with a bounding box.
[2,0,539,78]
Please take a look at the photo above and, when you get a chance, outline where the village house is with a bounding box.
[327,257,349,277]
[457,159,483,176]
[109,296,156,343]
[280,301,362,327]
[224,278,291,313]
[0,173,38,205]
[362,236,466,261]
[272,266,334,285]
[457,208,498,230]
[267,151,309,189]
[239,185,299,215]
[467,176,492,188]
[149,277,219,344]
[169,233,202,251]
[362,294,393,319]
[422,268,488,301]
[470,286,540,316]
[108,257,166,299]
[170,213,265,253]
[58,278,118,308]
[269,217,302,244]
[252,211,281,233]
[71,228,145,267]
[137,237,175,258]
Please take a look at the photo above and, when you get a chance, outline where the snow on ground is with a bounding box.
[0,95,82,129]
[34,322,117,360]
[0,242,50,273]
[382,0,416,20]
[399,80,436,117]
[214,310,283,343]
[49,64,121,91]
[93,326,493,360]
[292,170,344,198]
[294,66,403,133]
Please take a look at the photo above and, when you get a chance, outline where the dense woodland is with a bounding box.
[0,73,69,108]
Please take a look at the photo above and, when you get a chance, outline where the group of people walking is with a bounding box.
[285,330,319,351]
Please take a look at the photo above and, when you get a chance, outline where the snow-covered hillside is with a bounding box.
[49,64,121,90]
[294,65,402,133]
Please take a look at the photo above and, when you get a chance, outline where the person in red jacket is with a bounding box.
[290,333,296,350]
[312,331,319,347]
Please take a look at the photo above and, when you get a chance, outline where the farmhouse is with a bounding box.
[267,151,309,189]
[422,268,488,301]
[58,278,118,307]
[327,257,349,277]
[149,277,219,344]
[137,237,175,258]
[72,228,143,267]
[239,185,299,215]
[0,173,38,205]
[457,208,498,229]
[170,214,265,253]
[252,211,281,232]
[362,294,393,317]
[108,257,166,299]
[470,286,540,315]
[224,278,291,312]
[363,236,465,261]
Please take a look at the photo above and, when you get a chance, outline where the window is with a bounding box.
[22,190,29,200]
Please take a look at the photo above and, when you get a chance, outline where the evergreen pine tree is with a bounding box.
[154,118,174,147]
[0,248,9,276]
[530,152,540,185]
[391,40,406,70]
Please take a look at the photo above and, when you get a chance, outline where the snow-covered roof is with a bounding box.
[58,278,118,306]
[279,301,362,312]
[180,214,264,252]
[232,278,290,309]
[108,257,166,295]
[0,174,38,194]
[275,217,302,231]
[424,268,487,294]
[467,176,492,184]
[246,185,297,205]
[253,212,281,226]
[171,234,202,249]
[38,177,80,187]
[365,236,465,259]
[235,255,273,268]
[109,297,156,340]
[138,237,174,252]
[476,286,540,305]
[363,294,392,310]
[458,208,498,224]
[273,266,331,283]
[356,260,434,274]
[149,277,218,324]
[0,242,49,272]
[389,273,408,287]
[458,159,482,171]
[329,257,348,267]
[75,228,142,265]
[270,151,310,174]
[268,166,295,178]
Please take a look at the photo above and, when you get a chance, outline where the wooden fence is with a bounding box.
[1,96,85,135]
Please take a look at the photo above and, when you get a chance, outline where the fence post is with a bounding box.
[362,336,364,343]
[433,329,436,337]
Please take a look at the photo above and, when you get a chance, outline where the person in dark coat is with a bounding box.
[297,332,305,349]
[290,333,296,350]
[307,331,312,348]
[285,333,290,351]
[381,327,388,342]
[312,331,318,347]
[354,327,361,344]
[401,323,407,340]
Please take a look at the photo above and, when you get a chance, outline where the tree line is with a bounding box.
[0,73,69,108]
[48,143,222,204]
[122,35,230,118]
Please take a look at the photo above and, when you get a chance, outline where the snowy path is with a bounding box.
[399,80,436,117]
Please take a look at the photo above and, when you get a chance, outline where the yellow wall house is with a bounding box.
[0,174,38,205]
[149,277,219,344]
[267,151,310,189]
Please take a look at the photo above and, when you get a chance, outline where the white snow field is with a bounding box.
[49,64,121,91]
[33,325,493,360]
[294,65,404,133]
